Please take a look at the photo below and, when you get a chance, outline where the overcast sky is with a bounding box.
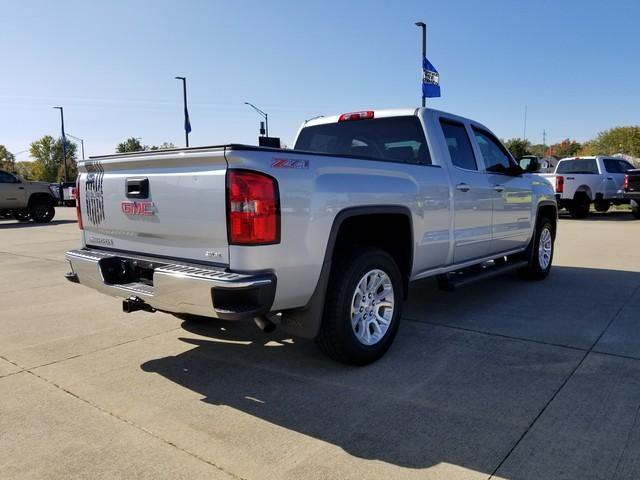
[2,0,639,159]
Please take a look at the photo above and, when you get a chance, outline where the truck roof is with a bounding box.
[302,107,472,128]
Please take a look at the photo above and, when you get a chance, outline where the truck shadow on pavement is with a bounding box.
[0,219,77,229]
[140,266,640,472]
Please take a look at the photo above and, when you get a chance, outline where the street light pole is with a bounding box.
[174,76,190,147]
[53,106,68,181]
[66,133,85,160]
[415,22,427,108]
[244,102,268,137]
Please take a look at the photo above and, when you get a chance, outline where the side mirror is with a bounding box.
[518,157,540,173]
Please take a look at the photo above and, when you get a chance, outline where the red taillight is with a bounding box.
[227,170,279,245]
[75,178,83,230]
[624,174,629,191]
[556,175,564,194]
[338,111,374,122]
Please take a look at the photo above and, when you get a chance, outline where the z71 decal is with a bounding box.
[271,158,309,169]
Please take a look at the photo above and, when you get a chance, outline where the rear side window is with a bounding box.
[556,159,599,174]
[439,120,477,171]
[0,171,17,183]
[604,159,634,173]
[294,116,431,165]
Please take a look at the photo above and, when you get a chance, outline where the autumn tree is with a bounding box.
[29,135,77,182]
[548,139,581,158]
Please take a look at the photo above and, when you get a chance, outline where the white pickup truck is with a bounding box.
[65,108,557,364]
[541,156,635,218]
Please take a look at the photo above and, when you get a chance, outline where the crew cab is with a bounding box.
[541,156,635,218]
[624,169,640,219]
[65,108,557,365]
[0,170,57,222]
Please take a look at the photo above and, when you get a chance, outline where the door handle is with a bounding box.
[18,187,24,190]
[606,177,613,180]
[493,185,505,192]
[455,183,471,192]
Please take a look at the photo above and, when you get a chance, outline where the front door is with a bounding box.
[471,128,532,253]
[0,171,26,209]
[439,119,494,263]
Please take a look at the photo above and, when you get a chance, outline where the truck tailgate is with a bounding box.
[79,149,229,265]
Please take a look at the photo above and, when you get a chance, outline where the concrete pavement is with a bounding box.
[1,208,639,479]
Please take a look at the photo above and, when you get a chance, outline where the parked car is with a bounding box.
[624,169,640,219]
[65,108,557,364]
[0,170,57,222]
[541,156,635,218]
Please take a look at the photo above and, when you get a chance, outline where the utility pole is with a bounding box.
[523,105,528,141]
[174,76,190,147]
[542,129,547,156]
[53,106,68,182]
[415,22,427,107]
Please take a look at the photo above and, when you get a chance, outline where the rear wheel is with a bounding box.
[594,200,610,213]
[568,194,590,218]
[520,217,554,280]
[316,247,403,365]
[631,200,640,219]
[29,203,55,223]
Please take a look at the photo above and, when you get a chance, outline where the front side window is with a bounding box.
[439,120,477,170]
[294,116,431,165]
[556,159,599,174]
[604,159,634,174]
[473,129,514,174]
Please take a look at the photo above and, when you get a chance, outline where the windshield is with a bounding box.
[294,116,431,165]
[556,159,599,174]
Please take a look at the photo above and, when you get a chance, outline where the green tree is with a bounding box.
[148,142,176,150]
[29,135,77,182]
[528,144,548,158]
[0,145,16,170]
[548,139,581,158]
[15,161,44,180]
[581,126,640,157]
[503,138,531,159]
[116,137,144,153]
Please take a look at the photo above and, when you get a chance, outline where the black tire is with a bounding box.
[568,194,590,218]
[29,203,55,223]
[594,200,610,213]
[632,200,640,219]
[316,247,403,365]
[12,210,31,222]
[520,217,555,280]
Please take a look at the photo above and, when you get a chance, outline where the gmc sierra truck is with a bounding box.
[65,108,557,365]
[0,170,57,222]
[541,156,635,218]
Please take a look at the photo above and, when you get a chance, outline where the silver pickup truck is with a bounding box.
[65,108,557,364]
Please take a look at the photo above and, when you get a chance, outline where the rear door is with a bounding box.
[439,118,494,263]
[471,127,532,253]
[79,149,229,265]
[602,158,634,199]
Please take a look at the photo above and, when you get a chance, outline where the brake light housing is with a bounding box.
[624,174,629,191]
[75,178,83,230]
[555,175,564,194]
[226,170,280,245]
[338,111,374,122]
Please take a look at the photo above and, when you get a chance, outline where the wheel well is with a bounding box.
[573,186,592,200]
[538,204,557,237]
[331,212,412,296]
[28,192,55,208]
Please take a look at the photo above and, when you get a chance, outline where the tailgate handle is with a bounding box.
[126,178,149,198]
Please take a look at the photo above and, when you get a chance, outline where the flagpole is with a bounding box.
[415,22,427,107]
[175,76,190,147]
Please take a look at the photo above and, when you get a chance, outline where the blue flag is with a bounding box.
[184,108,192,134]
[422,57,441,98]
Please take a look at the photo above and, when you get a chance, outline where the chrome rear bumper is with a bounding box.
[65,248,276,320]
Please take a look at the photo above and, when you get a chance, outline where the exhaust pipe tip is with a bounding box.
[254,315,276,333]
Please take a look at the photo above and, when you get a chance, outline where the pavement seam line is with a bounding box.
[403,315,587,353]
[488,283,640,478]
[23,368,246,480]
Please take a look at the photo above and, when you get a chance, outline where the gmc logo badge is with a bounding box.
[121,201,154,216]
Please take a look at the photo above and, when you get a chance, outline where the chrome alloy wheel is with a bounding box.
[538,227,553,270]
[350,269,395,346]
